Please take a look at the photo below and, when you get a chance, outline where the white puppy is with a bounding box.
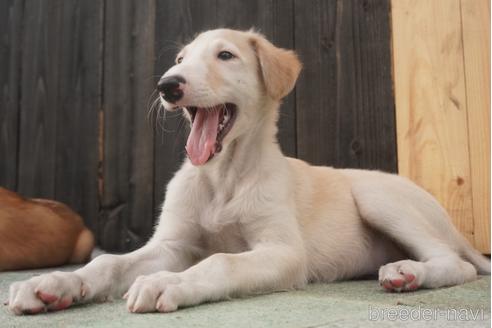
[8,29,490,315]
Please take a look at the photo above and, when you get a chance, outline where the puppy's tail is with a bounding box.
[70,228,95,264]
[461,238,490,275]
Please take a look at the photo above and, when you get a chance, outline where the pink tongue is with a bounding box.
[186,109,220,166]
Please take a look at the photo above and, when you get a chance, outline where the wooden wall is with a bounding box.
[0,0,102,239]
[0,0,397,252]
[392,0,490,253]
[3,0,487,254]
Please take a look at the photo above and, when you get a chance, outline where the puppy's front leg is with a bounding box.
[8,214,200,315]
[126,242,307,313]
[75,238,198,300]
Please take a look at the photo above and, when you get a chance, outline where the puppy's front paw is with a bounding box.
[8,271,85,315]
[125,272,189,313]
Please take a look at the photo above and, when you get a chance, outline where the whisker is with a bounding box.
[146,95,161,130]
[147,97,160,121]
[157,104,168,132]
[146,90,158,113]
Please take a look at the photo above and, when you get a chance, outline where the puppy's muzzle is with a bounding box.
[157,75,186,103]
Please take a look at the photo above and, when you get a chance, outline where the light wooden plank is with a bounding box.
[461,0,491,253]
[392,0,475,244]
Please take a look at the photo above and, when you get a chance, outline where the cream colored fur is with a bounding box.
[8,29,490,315]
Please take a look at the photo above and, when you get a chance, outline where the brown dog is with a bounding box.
[0,188,94,271]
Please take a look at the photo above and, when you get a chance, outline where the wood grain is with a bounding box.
[392,0,475,244]
[101,0,155,252]
[460,0,490,253]
[53,0,102,237]
[216,0,297,157]
[1,0,402,252]
[15,0,102,236]
[295,0,396,171]
[153,0,217,220]
[18,0,61,198]
[0,0,23,190]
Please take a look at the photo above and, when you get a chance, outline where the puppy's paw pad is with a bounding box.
[381,278,405,292]
[48,297,73,311]
[389,279,404,288]
[403,273,415,283]
[379,260,423,292]
[35,291,58,304]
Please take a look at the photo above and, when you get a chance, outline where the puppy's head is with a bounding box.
[158,29,301,166]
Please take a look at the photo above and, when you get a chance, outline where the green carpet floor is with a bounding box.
[0,266,490,328]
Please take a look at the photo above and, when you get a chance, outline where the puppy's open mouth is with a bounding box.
[185,103,237,166]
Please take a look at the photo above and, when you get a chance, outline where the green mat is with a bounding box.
[0,266,489,327]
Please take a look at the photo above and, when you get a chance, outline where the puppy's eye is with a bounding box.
[176,56,183,64]
[217,51,234,61]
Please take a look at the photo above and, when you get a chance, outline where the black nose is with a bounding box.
[157,75,186,103]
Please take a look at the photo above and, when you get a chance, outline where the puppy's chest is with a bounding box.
[201,223,249,254]
[198,188,240,232]
[197,190,249,253]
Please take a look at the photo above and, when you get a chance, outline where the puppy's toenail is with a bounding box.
[81,285,87,298]
[22,306,44,315]
[13,305,22,315]
[383,281,393,290]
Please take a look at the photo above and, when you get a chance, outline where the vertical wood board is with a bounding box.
[461,0,491,253]
[0,0,23,190]
[295,0,397,172]
[101,0,155,251]
[392,0,475,243]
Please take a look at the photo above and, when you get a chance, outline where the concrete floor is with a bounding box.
[0,266,490,328]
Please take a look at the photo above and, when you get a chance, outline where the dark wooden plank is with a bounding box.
[17,0,102,233]
[101,0,156,252]
[0,0,23,190]
[153,0,217,219]
[270,0,297,158]
[17,0,63,198]
[295,0,396,172]
[216,0,297,157]
[54,0,103,236]
[352,0,396,171]
[294,0,336,166]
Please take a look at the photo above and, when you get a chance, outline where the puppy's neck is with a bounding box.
[197,101,284,188]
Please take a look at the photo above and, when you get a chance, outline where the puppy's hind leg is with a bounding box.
[351,179,480,292]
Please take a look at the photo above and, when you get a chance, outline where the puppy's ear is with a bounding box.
[250,35,302,100]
